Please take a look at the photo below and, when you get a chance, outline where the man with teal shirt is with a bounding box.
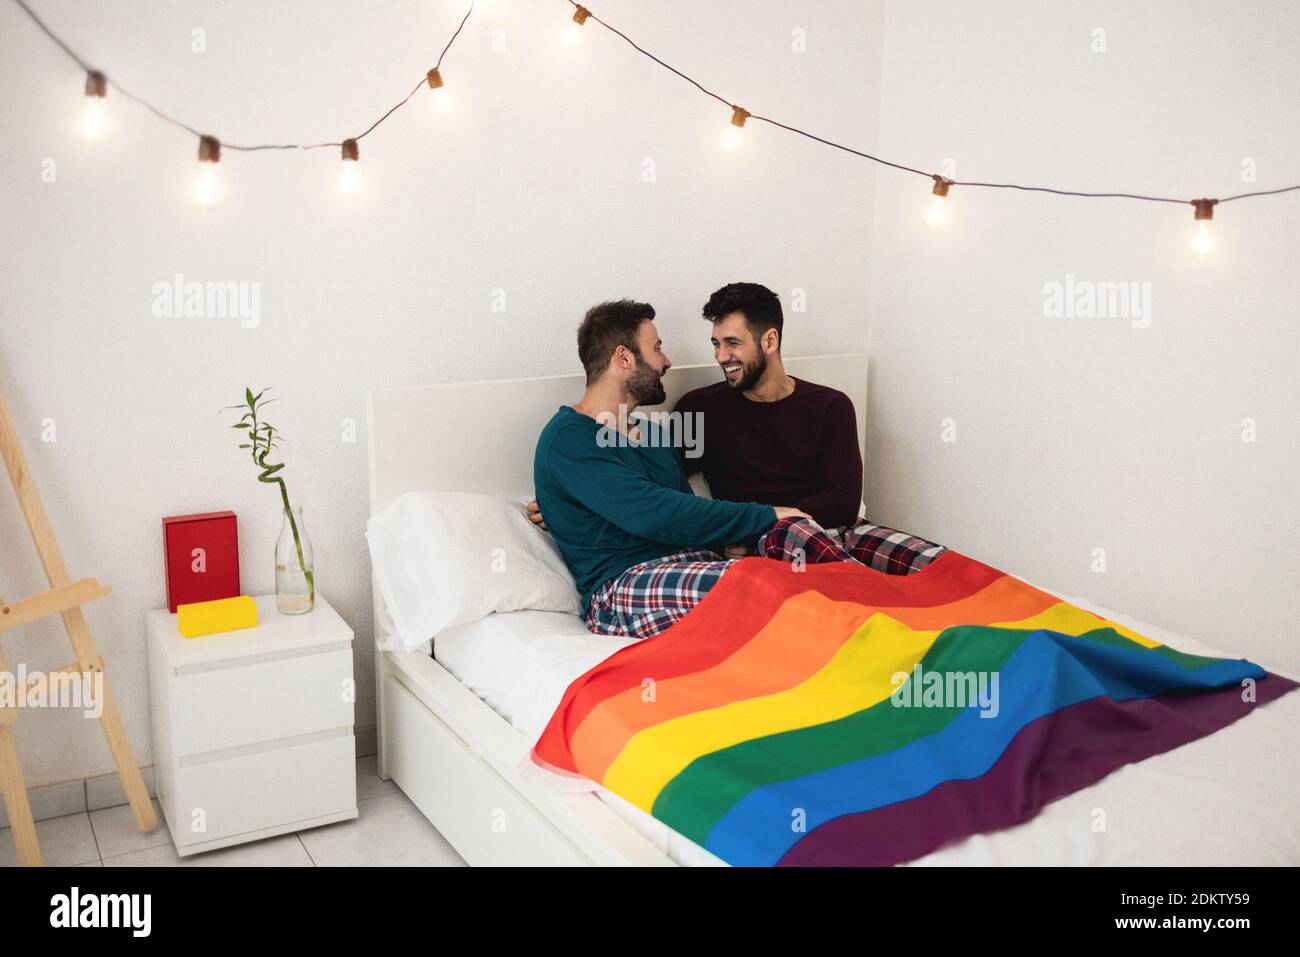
[534,298,863,639]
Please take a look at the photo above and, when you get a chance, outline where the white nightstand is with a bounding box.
[146,594,358,856]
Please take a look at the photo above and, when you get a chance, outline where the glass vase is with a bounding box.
[275,504,315,614]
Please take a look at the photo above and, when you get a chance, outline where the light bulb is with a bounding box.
[190,135,223,209]
[564,6,590,45]
[724,106,749,153]
[1190,199,1218,257]
[924,195,945,226]
[339,138,360,195]
[925,175,952,226]
[192,164,222,208]
[81,70,109,142]
[426,68,449,114]
[1190,221,1214,256]
[80,98,109,142]
[339,161,360,194]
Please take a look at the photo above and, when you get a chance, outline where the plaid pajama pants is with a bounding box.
[585,516,946,639]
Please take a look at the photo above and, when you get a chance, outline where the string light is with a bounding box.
[925,175,951,226]
[9,0,475,210]
[190,135,223,209]
[9,0,1299,246]
[340,138,360,195]
[724,106,748,153]
[564,5,590,46]
[80,69,109,142]
[546,1,1298,254]
[426,68,450,114]
[1190,199,1217,256]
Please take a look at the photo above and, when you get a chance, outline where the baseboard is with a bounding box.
[0,724,377,829]
[0,764,158,829]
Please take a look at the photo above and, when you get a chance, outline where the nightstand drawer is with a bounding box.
[169,643,353,756]
[170,730,357,848]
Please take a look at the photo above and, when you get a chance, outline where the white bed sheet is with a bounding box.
[432,609,724,865]
[432,591,1300,867]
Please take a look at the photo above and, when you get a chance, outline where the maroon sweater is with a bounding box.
[673,377,863,529]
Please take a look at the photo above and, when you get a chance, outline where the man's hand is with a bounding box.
[527,499,548,531]
[773,506,812,523]
[730,507,810,557]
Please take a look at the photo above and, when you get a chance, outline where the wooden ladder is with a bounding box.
[0,382,157,866]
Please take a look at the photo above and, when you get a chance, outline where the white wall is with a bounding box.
[866,1,1299,671]
[0,0,884,786]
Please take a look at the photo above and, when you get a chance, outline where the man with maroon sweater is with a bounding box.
[675,282,945,572]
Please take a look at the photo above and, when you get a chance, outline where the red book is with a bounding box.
[162,511,240,613]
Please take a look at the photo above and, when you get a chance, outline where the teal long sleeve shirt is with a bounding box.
[534,406,776,612]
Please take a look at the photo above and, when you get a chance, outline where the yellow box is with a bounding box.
[177,595,258,638]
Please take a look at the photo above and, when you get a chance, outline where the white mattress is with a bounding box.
[432,592,1300,867]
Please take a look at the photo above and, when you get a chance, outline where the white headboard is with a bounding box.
[365,353,868,517]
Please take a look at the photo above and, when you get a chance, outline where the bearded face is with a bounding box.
[627,352,667,406]
[722,348,767,391]
[713,311,771,391]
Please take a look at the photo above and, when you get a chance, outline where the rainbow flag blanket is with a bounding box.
[531,550,1295,866]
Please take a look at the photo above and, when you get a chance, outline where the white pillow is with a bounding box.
[366,491,581,651]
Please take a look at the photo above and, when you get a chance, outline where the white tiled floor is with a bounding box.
[0,756,467,867]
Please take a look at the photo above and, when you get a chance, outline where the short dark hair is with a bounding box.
[576,299,655,385]
[702,282,783,351]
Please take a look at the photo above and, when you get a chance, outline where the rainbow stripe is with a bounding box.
[532,550,1295,866]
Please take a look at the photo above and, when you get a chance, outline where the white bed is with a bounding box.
[367,355,1300,867]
